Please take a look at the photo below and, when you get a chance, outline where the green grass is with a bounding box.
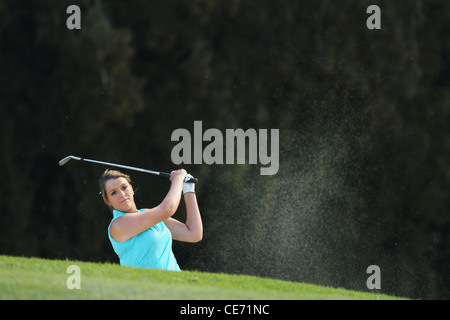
[0,255,405,300]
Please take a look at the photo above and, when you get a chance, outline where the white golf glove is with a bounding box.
[183,173,196,194]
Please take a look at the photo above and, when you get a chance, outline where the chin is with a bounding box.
[122,204,136,213]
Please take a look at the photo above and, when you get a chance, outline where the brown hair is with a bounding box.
[98,169,133,212]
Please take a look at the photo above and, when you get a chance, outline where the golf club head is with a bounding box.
[59,155,76,166]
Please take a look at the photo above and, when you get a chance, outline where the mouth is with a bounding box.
[120,198,129,204]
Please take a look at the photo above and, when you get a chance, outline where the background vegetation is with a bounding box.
[1,0,449,299]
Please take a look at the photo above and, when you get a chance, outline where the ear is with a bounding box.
[103,194,111,206]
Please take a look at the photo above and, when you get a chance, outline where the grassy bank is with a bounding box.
[0,255,405,300]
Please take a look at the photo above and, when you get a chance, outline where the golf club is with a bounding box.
[59,155,198,183]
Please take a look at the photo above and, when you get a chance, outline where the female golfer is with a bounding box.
[99,168,202,271]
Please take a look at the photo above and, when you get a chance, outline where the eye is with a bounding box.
[122,185,128,191]
[110,191,116,196]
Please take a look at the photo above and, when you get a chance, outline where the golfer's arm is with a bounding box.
[110,177,184,242]
[165,193,202,243]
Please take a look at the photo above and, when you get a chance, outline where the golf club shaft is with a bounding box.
[60,156,198,183]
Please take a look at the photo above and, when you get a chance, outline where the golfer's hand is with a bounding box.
[170,169,187,182]
[183,174,196,194]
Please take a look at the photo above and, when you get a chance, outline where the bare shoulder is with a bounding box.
[109,212,138,242]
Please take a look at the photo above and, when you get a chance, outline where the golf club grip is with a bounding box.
[159,172,198,184]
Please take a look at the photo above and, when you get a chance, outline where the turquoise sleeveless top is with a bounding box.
[108,209,181,271]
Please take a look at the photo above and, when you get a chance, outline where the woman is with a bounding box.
[98,168,202,271]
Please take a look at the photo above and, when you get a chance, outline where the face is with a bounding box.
[103,177,137,213]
